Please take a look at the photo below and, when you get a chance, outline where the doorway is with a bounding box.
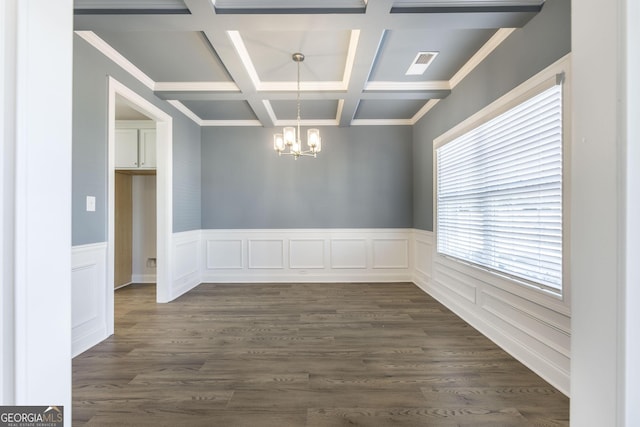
[107,77,173,336]
[114,97,157,290]
[115,170,157,288]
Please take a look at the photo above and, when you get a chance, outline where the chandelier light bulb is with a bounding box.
[307,129,320,149]
[283,127,296,146]
[274,134,285,152]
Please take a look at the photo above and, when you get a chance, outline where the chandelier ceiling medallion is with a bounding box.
[273,53,321,159]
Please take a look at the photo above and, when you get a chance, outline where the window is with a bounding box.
[436,78,563,293]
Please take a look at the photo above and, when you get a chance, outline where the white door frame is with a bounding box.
[107,77,173,335]
[2,0,73,413]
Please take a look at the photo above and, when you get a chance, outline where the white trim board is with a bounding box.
[107,76,173,316]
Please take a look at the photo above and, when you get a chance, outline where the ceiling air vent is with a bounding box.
[405,51,438,75]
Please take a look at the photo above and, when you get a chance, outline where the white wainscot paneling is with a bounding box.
[432,258,478,304]
[414,232,433,278]
[330,239,367,269]
[289,239,325,269]
[479,288,571,378]
[206,239,243,269]
[421,249,571,395]
[201,229,413,283]
[72,242,107,357]
[373,239,409,269]
[249,239,284,269]
[172,231,201,299]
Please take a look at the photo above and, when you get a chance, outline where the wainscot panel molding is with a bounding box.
[411,230,571,396]
[201,229,413,283]
[72,242,108,357]
[412,229,433,285]
[171,230,201,300]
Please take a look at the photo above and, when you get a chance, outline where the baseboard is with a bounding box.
[201,272,413,284]
[131,274,156,283]
[72,327,109,358]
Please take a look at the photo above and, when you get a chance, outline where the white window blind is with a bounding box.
[436,82,563,292]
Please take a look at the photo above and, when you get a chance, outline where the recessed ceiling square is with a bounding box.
[369,28,496,82]
[95,31,232,82]
[241,30,351,82]
[391,0,544,7]
[182,101,257,121]
[355,100,427,120]
[75,0,188,11]
[214,0,366,12]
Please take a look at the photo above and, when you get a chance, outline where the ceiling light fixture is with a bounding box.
[273,53,321,159]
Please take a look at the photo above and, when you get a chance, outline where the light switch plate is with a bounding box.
[86,196,96,212]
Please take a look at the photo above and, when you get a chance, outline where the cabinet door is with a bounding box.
[115,129,139,168]
[139,129,156,169]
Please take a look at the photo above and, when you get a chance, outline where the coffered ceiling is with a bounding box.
[74,0,545,127]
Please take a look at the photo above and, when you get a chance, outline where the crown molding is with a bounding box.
[449,28,516,88]
[166,100,203,125]
[410,99,441,124]
[75,31,155,90]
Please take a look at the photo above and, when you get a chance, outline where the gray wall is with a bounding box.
[172,116,202,232]
[72,34,201,246]
[412,0,571,231]
[201,126,413,229]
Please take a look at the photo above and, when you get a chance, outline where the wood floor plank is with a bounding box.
[72,282,569,425]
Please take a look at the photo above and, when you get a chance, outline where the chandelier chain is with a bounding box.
[272,52,321,159]
[297,57,301,143]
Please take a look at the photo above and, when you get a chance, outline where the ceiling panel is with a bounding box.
[215,0,366,11]
[182,101,257,121]
[74,0,187,10]
[271,100,339,121]
[392,0,543,6]
[75,1,544,126]
[95,31,232,82]
[241,31,351,82]
[355,99,426,120]
[369,29,496,82]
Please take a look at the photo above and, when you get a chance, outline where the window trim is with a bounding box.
[433,54,571,302]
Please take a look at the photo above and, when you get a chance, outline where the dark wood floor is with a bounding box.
[72,282,569,426]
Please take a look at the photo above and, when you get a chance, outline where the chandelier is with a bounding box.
[273,53,321,159]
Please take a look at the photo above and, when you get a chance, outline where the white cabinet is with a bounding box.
[138,129,157,169]
[115,129,139,168]
[115,124,156,169]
